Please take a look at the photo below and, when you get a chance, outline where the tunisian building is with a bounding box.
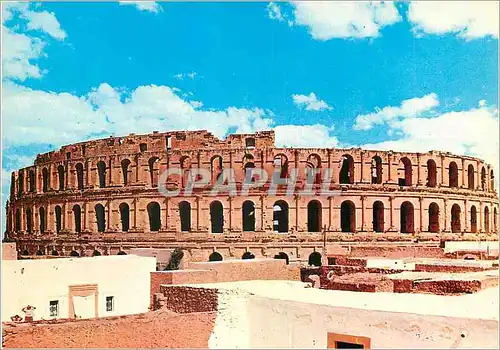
[5,130,499,262]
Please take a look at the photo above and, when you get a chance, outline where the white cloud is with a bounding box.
[360,103,499,176]
[353,93,439,130]
[408,1,499,40]
[274,124,339,148]
[1,3,66,81]
[174,72,198,80]
[119,1,161,13]
[269,1,401,40]
[292,92,332,111]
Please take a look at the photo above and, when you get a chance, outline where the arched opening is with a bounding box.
[180,156,191,188]
[471,206,478,233]
[399,157,412,186]
[147,202,161,232]
[481,167,486,190]
[117,251,127,255]
[97,161,107,188]
[57,165,65,190]
[39,207,46,233]
[468,164,475,189]
[484,206,490,233]
[373,201,384,233]
[428,202,440,233]
[490,169,495,191]
[274,252,290,265]
[119,203,130,232]
[121,159,131,186]
[308,252,322,267]
[55,206,62,234]
[341,200,356,232]
[69,251,80,257]
[36,250,44,255]
[400,201,414,234]
[15,209,21,232]
[92,250,101,256]
[26,208,32,234]
[210,155,223,183]
[273,200,289,233]
[242,200,255,232]
[274,154,289,179]
[179,201,191,232]
[148,157,159,187]
[76,163,84,190]
[51,250,59,256]
[210,201,224,233]
[243,154,255,180]
[17,170,24,196]
[449,162,459,188]
[42,168,49,192]
[73,205,81,233]
[494,207,498,232]
[22,249,29,255]
[242,252,255,259]
[208,252,223,262]
[95,204,106,233]
[306,154,322,185]
[29,170,35,192]
[307,200,322,232]
[371,156,383,184]
[339,155,354,184]
[451,204,461,233]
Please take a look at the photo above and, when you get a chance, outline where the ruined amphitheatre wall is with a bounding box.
[5,130,499,261]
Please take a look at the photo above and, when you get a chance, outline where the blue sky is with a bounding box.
[1,1,499,232]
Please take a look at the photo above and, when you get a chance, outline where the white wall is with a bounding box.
[1,256,156,322]
[444,241,499,253]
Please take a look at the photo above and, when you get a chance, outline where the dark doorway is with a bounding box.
[371,156,382,184]
[336,342,364,349]
[449,162,459,188]
[119,203,130,232]
[307,200,322,232]
[242,200,255,232]
[117,251,127,255]
[308,252,322,267]
[97,161,106,188]
[95,204,106,232]
[209,252,223,261]
[372,201,384,233]
[55,206,62,233]
[179,201,191,232]
[274,252,289,265]
[39,207,46,233]
[471,206,477,233]
[210,201,224,233]
[428,203,440,233]
[92,250,101,256]
[341,201,356,232]
[73,205,81,233]
[273,200,289,233]
[26,209,32,234]
[399,157,412,186]
[451,204,461,233]
[484,206,490,233]
[76,163,84,190]
[58,165,65,190]
[69,251,80,257]
[427,159,437,187]
[400,201,414,233]
[42,168,49,192]
[121,159,131,185]
[147,202,161,232]
[468,164,475,189]
[339,155,354,184]
[242,252,255,259]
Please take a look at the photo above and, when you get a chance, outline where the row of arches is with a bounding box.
[20,249,127,257]
[207,251,322,266]
[13,200,498,234]
[13,154,495,199]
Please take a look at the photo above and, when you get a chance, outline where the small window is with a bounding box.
[166,136,172,149]
[66,152,71,160]
[245,137,256,148]
[139,143,147,152]
[327,333,370,349]
[106,296,114,312]
[49,300,59,317]
[81,145,86,156]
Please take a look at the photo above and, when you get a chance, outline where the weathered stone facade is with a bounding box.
[5,130,499,262]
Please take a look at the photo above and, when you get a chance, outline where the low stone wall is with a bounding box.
[159,286,219,314]
[414,264,494,273]
[348,245,445,258]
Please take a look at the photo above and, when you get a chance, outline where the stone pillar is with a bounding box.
[328,196,333,231]
[133,198,138,230]
[34,167,39,193]
[332,156,339,185]
[62,201,67,230]
[32,204,38,235]
[260,195,265,231]
[83,201,89,232]
[440,155,445,187]
[443,199,449,232]
[419,197,423,232]
[228,197,233,232]
[196,196,201,232]
[20,206,26,232]
[106,199,111,232]
[389,196,394,230]
[461,158,465,188]
[85,160,91,189]
[164,197,170,231]
[109,157,115,186]
[417,154,422,186]
[295,195,299,231]
[361,195,366,231]
[464,199,469,232]
[47,203,55,234]
[479,201,483,232]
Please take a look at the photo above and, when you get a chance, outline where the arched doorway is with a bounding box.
[97,161,106,188]
[308,252,322,267]
[471,206,478,233]
[57,165,65,190]
[274,252,289,265]
[427,159,437,188]
[451,204,461,233]
[210,201,224,233]
[76,163,84,190]
[484,207,490,233]
[209,252,223,262]
[26,208,32,234]
[468,164,475,189]
[400,201,414,233]
[121,159,131,186]
[242,200,255,232]
[51,250,59,256]
[117,251,127,255]
[39,207,46,233]
[55,206,62,234]
[147,202,161,232]
[399,157,412,186]
[242,252,255,259]
[339,155,354,184]
[449,162,459,188]
[92,250,102,256]
[73,205,81,233]
[372,201,384,233]
[428,203,440,233]
[119,203,130,232]
[69,251,80,257]
[371,156,382,184]
[95,204,106,232]
[307,200,322,232]
[179,201,191,232]
[341,201,356,232]
[273,200,289,233]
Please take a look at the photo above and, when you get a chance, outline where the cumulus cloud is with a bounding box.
[1,2,66,81]
[268,1,402,40]
[408,1,499,40]
[274,124,339,148]
[119,1,161,13]
[353,93,439,130]
[292,92,332,111]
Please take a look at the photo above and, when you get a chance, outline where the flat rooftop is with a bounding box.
[175,280,499,321]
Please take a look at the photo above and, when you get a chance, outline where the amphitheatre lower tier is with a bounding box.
[5,130,499,258]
